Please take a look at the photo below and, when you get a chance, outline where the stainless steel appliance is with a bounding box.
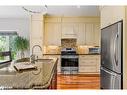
[101,21,123,89]
[89,47,100,54]
[61,48,79,74]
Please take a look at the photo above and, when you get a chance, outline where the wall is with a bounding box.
[0,18,29,38]
[124,7,127,89]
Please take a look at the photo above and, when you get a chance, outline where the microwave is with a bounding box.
[89,48,100,54]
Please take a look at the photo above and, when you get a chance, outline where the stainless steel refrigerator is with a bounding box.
[101,21,123,89]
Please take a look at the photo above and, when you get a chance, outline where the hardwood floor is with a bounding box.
[57,74,100,89]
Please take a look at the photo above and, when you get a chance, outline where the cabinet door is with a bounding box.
[77,23,85,45]
[85,23,94,45]
[79,55,100,73]
[45,23,61,46]
[94,23,101,46]
[62,23,76,38]
[79,66,97,73]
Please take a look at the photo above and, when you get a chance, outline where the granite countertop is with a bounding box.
[43,54,61,55]
[78,53,100,55]
[0,57,58,89]
[43,53,100,55]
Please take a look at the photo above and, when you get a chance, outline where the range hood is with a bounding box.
[61,24,77,39]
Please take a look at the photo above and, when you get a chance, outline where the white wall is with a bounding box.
[0,18,29,39]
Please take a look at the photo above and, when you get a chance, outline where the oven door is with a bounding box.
[61,56,78,67]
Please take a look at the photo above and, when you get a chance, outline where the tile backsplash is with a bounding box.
[44,38,99,54]
[61,39,77,49]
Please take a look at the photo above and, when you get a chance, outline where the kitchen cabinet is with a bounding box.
[44,16,100,46]
[43,55,61,73]
[79,55,100,74]
[85,23,94,45]
[62,23,77,38]
[77,23,100,46]
[44,23,61,46]
[30,14,44,57]
[76,23,85,45]
[94,23,101,46]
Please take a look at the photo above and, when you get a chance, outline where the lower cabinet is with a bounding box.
[79,55,100,74]
[43,55,61,73]
[43,54,100,74]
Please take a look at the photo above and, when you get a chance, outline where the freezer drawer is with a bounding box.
[100,67,122,89]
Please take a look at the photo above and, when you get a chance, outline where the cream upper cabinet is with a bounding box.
[94,23,101,46]
[77,22,100,46]
[44,22,61,46]
[30,14,44,57]
[85,23,94,45]
[77,23,86,45]
[44,17,100,46]
[62,23,77,38]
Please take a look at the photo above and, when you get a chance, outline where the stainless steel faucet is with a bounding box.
[30,45,42,63]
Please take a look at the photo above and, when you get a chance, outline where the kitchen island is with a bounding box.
[0,57,58,89]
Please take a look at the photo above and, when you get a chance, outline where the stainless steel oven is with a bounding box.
[61,48,79,74]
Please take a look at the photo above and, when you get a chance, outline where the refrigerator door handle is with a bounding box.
[101,67,117,76]
[113,33,118,66]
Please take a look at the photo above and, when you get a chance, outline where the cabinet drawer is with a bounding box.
[80,57,97,60]
[80,59,96,62]
[79,66,97,72]
[79,61,97,66]
[80,58,97,61]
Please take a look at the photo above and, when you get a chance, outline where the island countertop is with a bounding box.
[0,57,58,89]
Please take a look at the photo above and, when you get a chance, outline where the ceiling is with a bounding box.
[0,6,100,18]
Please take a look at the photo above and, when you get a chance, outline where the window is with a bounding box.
[0,31,18,62]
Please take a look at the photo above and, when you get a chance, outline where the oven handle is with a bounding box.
[61,55,79,58]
